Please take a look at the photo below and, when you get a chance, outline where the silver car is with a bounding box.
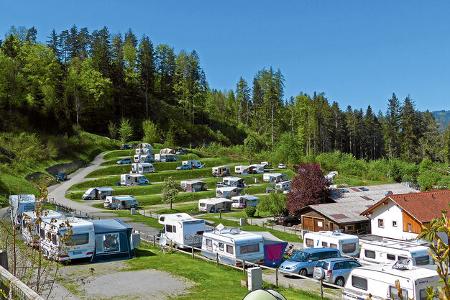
[313,257,361,286]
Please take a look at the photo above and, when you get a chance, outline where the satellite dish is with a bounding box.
[216,223,225,232]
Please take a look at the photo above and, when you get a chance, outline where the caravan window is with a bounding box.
[387,254,396,260]
[330,243,337,249]
[415,255,430,266]
[166,225,176,233]
[365,250,376,259]
[226,245,234,254]
[305,238,314,247]
[51,234,57,245]
[321,241,328,247]
[389,286,408,299]
[205,239,212,248]
[342,243,356,254]
[351,276,368,291]
[67,233,89,246]
[40,228,45,239]
[240,244,260,254]
[219,242,224,251]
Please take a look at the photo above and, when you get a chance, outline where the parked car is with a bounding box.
[279,248,341,276]
[55,172,67,182]
[278,163,286,169]
[120,144,132,150]
[116,157,132,165]
[313,257,362,287]
[275,215,300,227]
[176,164,192,170]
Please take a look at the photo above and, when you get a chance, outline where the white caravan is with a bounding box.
[104,195,138,209]
[120,174,149,186]
[133,154,154,163]
[82,187,114,200]
[40,217,95,262]
[182,160,204,169]
[9,194,36,227]
[135,143,153,156]
[201,225,264,266]
[263,173,286,183]
[231,195,260,209]
[158,213,206,248]
[212,165,230,177]
[21,210,63,246]
[359,238,432,267]
[343,263,439,300]
[216,186,241,199]
[234,165,248,174]
[248,164,265,174]
[303,231,360,257]
[275,180,291,193]
[130,162,155,174]
[217,176,245,189]
[198,198,232,213]
[154,153,177,162]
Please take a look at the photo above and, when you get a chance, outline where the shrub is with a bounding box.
[417,170,440,191]
[119,118,133,144]
[142,120,159,144]
[245,206,256,218]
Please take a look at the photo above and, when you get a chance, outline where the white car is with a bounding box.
[278,163,286,169]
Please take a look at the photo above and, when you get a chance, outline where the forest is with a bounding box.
[0,25,450,165]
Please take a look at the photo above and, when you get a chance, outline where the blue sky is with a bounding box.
[1,0,449,112]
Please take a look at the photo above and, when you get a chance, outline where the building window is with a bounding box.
[378,219,384,228]
[407,223,412,232]
[392,221,397,227]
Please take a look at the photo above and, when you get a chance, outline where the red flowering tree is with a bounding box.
[287,163,329,216]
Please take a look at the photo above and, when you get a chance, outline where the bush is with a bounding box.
[417,170,440,191]
[245,206,256,218]
[142,120,159,144]
[119,118,133,144]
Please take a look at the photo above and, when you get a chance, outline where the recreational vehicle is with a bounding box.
[159,148,176,155]
[104,195,138,209]
[181,160,204,169]
[158,213,206,248]
[40,217,95,262]
[303,231,360,257]
[359,238,432,267]
[234,165,248,174]
[217,176,245,188]
[231,195,259,209]
[263,173,286,183]
[120,174,149,186]
[133,154,154,163]
[9,194,36,227]
[275,180,291,193]
[130,162,155,174]
[135,143,153,156]
[342,263,440,300]
[180,180,207,192]
[248,164,265,174]
[212,165,230,177]
[201,226,265,265]
[216,186,241,199]
[154,153,177,162]
[82,187,114,200]
[198,198,232,213]
[21,210,63,246]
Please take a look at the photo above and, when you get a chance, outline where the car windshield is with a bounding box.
[290,251,308,262]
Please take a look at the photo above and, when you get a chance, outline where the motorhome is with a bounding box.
[201,225,265,266]
[9,194,36,227]
[133,154,154,163]
[303,231,360,257]
[120,174,149,186]
[180,180,207,192]
[248,164,265,174]
[274,180,291,193]
[135,143,153,156]
[212,165,230,177]
[158,213,206,248]
[359,237,432,267]
[82,187,114,200]
[40,217,95,262]
[130,162,155,174]
[217,176,245,189]
[154,153,177,162]
[21,210,63,246]
[104,195,138,209]
[216,186,240,199]
[231,195,259,209]
[159,148,176,155]
[198,198,232,213]
[181,160,204,169]
[234,165,248,174]
[343,263,440,300]
[263,173,286,183]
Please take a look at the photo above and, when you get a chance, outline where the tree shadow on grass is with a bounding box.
[135,248,157,257]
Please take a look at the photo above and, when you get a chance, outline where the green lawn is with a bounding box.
[334,174,393,187]
[126,245,325,300]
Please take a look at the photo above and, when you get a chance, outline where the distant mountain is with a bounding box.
[432,110,450,131]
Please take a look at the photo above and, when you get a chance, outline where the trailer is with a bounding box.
[198,198,232,213]
[180,179,207,192]
[21,210,63,246]
[263,173,286,183]
[130,162,155,174]
[180,160,204,169]
[104,195,138,209]
[303,231,360,257]
[135,143,153,156]
[275,180,291,193]
[159,148,176,155]
[231,195,259,209]
[212,165,231,177]
[120,174,149,186]
[154,153,177,162]
[216,186,241,199]
[158,213,206,248]
[133,154,154,163]
[82,187,114,200]
[217,176,245,188]
[9,194,36,227]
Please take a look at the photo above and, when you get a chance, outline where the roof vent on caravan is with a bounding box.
[392,259,413,271]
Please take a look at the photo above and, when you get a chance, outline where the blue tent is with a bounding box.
[92,219,133,261]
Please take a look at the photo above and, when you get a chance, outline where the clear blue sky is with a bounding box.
[1,0,450,112]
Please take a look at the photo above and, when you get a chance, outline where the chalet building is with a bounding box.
[361,190,450,240]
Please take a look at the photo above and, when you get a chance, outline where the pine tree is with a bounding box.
[235,77,251,125]
[400,96,420,162]
[137,36,155,118]
[384,93,401,158]
[419,111,442,161]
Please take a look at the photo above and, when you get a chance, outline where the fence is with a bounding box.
[0,266,43,300]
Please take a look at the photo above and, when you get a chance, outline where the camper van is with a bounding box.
[359,238,432,267]
[40,217,95,262]
[212,165,231,177]
[198,198,232,213]
[104,195,138,209]
[303,231,360,257]
[9,194,36,227]
[120,174,149,186]
[231,195,259,209]
[275,180,291,193]
[158,213,206,248]
[133,154,154,163]
[263,173,286,183]
[181,160,204,169]
[248,164,265,174]
[343,263,440,300]
[201,226,265,266]
[21,210,63,246]
[154,153,177,162]
[159,148,176,155]
[135,143,153,156]
[180,180,207,192]
[82,187,114,200]
[130,162,155,174]
[216,186,241,199]
[217,176,245,189]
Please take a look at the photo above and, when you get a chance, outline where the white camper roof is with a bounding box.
[23,210,63,221]
[203,226,263,244]
[199,198,232,205]
[159,213,204,224]
[97,187,114,192]
[360,237,429,252]
[223,176,242,182]
[137,143,152,149]
[217,186,238,192]
[265,173,283,177]
[350,264,438,281]
[48,217,94,233]
[231,195,259,201]
[109,195,135,201]
[305,231,358,241]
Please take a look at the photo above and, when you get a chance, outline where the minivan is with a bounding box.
[279,248,341,276]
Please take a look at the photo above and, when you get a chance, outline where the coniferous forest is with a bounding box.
[1,25,450,164]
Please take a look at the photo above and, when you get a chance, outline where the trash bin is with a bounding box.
[247,267,262,291]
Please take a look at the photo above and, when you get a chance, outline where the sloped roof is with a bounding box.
[361,190,450,224]
[307,200,373,224]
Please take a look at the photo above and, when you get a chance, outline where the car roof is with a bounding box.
[319,257,357,263]
[299,247,340,254]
